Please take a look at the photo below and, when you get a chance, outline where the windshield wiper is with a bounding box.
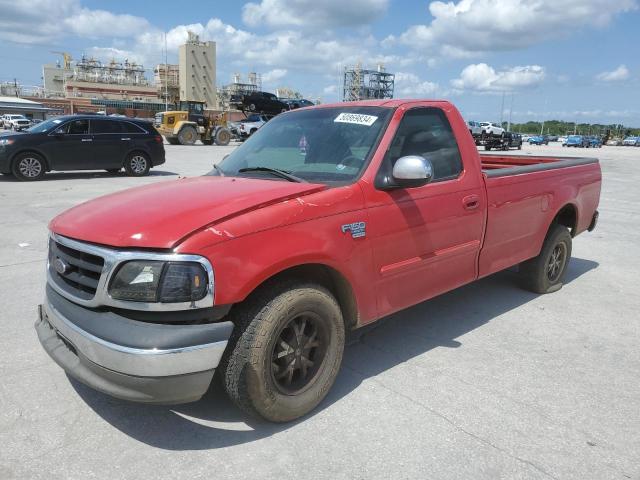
[238,166,307,183]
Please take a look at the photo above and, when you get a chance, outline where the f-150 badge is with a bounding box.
[341,222,366,238]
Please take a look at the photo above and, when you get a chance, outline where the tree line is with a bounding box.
[503,120,639,137]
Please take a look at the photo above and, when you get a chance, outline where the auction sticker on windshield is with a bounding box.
[334,113,378,126]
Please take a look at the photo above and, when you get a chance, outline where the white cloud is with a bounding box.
[323,85,338,94]
[64,9,149,38]
[395,72,440,97]
[398,0,637,56]
[242,0,388,28]
[0,0,79,43]
[451,63,545,92]
[596,65,630,82]
[262,68,288,84]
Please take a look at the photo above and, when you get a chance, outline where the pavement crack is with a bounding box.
[343,363,559,480]
[0,258,46,268]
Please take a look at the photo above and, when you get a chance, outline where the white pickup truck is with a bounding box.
[237,114,271,138]
[3,114,31,131]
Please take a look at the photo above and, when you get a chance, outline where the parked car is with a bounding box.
[623,136,640,146]
[3,114,31,131]
[467,120,482,136]
[586,136,602,148]
[529,135,549,145]
[36,99,601,422]
[606,138,622,146]
[546,135,559,142]
[558,136,568,145]
[230,91,288,115]
[281,98,315,110]
[0,115,165,180]
[237,114,271,138]
[480,121,505,136]
[564,135,588,148]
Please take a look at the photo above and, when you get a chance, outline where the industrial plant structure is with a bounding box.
[219,72,262,110]
[343,64,395,102]
[179,32,217,109]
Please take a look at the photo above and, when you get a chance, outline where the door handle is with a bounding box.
[81,138,92,142]
[120,138,131,141]
[463,194,480,210]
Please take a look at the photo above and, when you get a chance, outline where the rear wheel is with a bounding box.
[178,126,197,145]
[221,281,345,422]
[124,152,150,177]
[12,152,46,181]
[520,224,572,294]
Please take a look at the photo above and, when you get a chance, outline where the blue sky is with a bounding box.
[1,0,639,125]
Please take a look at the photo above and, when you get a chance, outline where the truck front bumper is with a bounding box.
[36,288,233,404]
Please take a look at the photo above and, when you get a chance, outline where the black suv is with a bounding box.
[0,115,165,181]
[230,91,288,115]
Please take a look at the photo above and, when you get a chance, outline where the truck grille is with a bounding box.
[48,238,104,300]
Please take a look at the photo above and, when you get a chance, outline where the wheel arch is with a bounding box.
[236,263,359,332]
[551,203,578,237]
[10,149,51,171]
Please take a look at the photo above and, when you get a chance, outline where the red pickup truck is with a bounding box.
[36,100,601,422]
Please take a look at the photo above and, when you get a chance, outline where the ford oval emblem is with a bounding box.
[53,257,70,275]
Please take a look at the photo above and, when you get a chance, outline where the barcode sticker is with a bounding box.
[334,113,378,126]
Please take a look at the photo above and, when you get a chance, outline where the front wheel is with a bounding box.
[12,152,46,181]
[520,224,572,294]
[221,281,345,422]
[124,152,150,177]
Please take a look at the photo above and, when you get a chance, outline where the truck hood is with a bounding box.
[50,176,326,249]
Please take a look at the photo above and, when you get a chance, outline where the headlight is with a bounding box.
[0,138,14,146]
[109,260,208,303]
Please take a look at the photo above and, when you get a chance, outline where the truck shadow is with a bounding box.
[70,257,598,450]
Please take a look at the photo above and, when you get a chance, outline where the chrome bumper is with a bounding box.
[41,297,229,377]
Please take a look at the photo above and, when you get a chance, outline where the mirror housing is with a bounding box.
[391,155,434,188]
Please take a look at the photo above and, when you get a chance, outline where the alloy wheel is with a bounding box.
[271,313,328,395]
[130,155,147,174]
[547,242,567,282]
[19,157,42,178]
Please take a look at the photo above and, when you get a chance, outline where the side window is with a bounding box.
[122,122,146,134]
[59,119,89,135]
[91,120,123,134]
[380,108,462,183]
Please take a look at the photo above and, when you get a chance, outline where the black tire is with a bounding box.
[517,144,522,150]
[221,281,345,422]
[105,168,120,174]
[215,127,231,146]
[167,137,179,145]
[485,145,491,151]
[177,126,197,145]
[248,103,256,111]
[520,224,572,294]
[12,152,46,181]
[249,128,257,136]
[124,152,150,177]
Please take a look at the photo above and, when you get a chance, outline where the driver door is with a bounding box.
[364,107,485,318]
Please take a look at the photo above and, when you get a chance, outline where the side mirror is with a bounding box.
[392,155,433,188]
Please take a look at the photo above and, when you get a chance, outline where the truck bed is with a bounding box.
[480,154,598,177]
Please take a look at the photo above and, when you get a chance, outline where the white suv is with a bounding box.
[480,122,505,137]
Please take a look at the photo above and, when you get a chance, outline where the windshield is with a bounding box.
[26,117,64,133]
[210,106,392,185]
